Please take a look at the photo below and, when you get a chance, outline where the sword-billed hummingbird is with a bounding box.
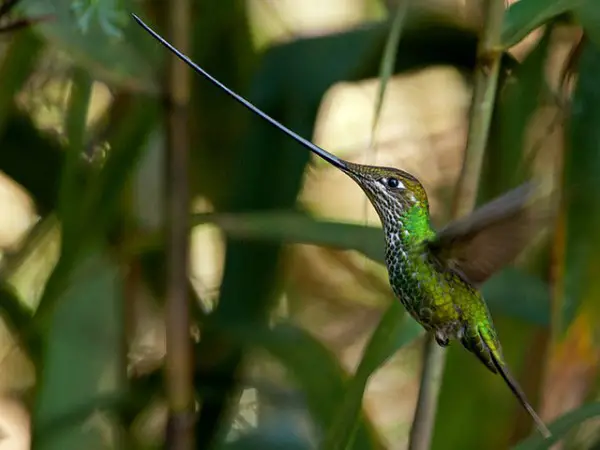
[132,14,551,438]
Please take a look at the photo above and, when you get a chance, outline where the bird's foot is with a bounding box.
[434,331,450,347]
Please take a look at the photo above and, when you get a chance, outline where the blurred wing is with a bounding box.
[427,182,551,286]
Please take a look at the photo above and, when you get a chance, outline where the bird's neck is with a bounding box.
[384,204,435,250]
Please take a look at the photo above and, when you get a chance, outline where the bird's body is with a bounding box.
[383,203,504,376]
[347,162,506,376]
[132,14,552,439]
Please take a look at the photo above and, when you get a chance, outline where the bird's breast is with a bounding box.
[385,242,465,336]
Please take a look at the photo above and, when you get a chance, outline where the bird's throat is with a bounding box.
[384,204,435,249]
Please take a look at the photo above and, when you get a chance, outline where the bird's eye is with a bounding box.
[386,177,400,188]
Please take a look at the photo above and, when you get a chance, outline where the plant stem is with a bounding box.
[165,0,194,448]
[407,1,506,449]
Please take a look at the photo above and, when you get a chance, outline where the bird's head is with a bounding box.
[317,151,430,229]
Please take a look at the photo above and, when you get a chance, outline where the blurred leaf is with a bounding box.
[81,95,158,241]
[191,211,550,326]
[192,211,384,262]
[0,30,43,132]
[34,392,127,443]
[512,402,600,450]
[484,23,553,200]
[222,429,312,450]
[16,0,157,91]
[555,39,600,334]
[575,1,600,48]
[323,303,423,450]
[0,282,32,329]
[70,0,126,37]
[60,67,93,253]
[537,38,600,441]
[370,0,408,141]
[0,282,37,358]
[34,95,158,322]
[31,252,123,450]
[502,0,577,48]
[223,322,383,450]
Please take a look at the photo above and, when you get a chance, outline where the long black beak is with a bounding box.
[132,13,350,172]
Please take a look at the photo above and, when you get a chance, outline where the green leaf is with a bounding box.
[323,302,423,450]
[556,39,600,333]
[0,30,43,133]
[512,402,600,450]
[192,211,384,262]
[31,252,123,450]
[502,0,578,48]
[484,22,553,200]
[33,95,158,323]
[0,282,37,358]
[370,1,409,143]
[16,0,157,91]
[574,1,600,48]
[60,67,93,255]
[222,322,383,450]
[190,211,550,326]
[82,95,159,239]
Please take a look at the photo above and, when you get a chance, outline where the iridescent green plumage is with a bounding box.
[132,14,552,439]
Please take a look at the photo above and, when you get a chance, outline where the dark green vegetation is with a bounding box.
[1,0,600,449]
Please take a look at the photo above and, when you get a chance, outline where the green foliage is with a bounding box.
[557,39,600,333]
[0,0,598,449]
[513,402,600,450]
[32,253,123,450]
[501,0,576,48]
[16,0,156,90]
[323,304,422,450]
[71,0,127,37]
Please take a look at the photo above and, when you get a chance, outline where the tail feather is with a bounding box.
[460,327,552,438]
[486,338,552,439]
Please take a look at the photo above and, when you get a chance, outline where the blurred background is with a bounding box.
[0,0,598,449]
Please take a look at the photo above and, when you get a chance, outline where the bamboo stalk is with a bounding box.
[407,1,506,449]
[165,0,194,448]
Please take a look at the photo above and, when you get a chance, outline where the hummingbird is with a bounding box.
[132,14,552,439]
